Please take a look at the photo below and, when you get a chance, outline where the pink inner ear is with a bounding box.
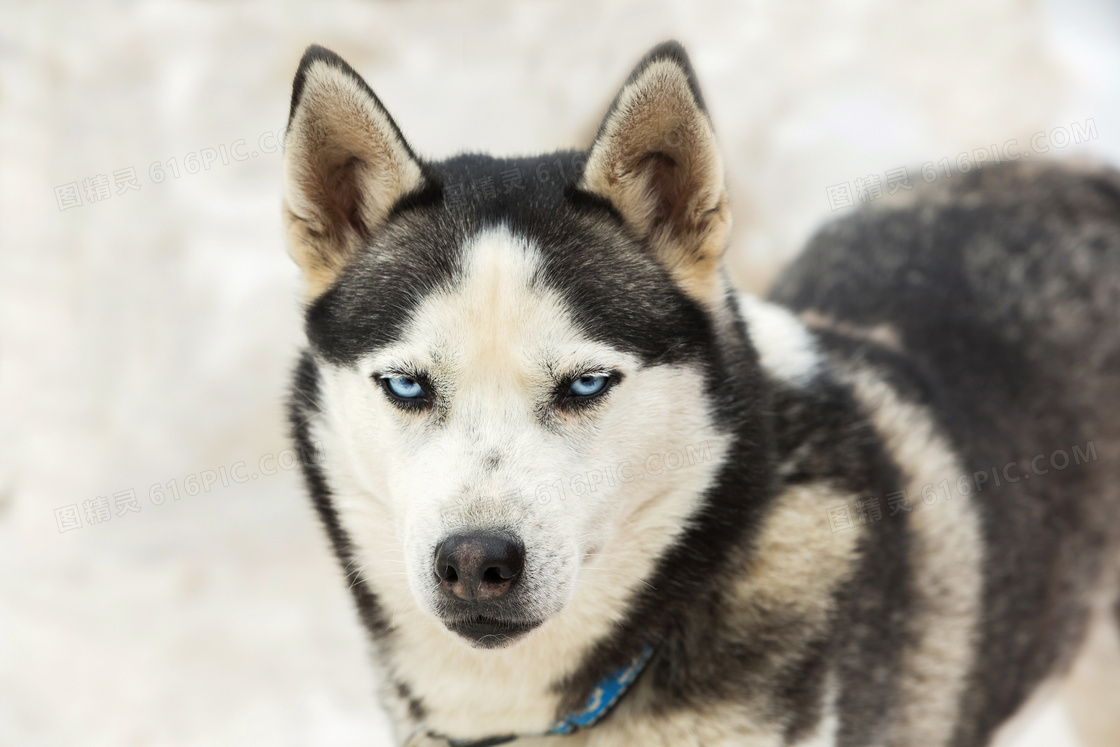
[324,156,370,240]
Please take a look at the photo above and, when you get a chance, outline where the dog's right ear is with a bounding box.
[283,45,428,300]
[579,42,730,307]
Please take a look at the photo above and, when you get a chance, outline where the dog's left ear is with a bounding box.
[580,42,730,305]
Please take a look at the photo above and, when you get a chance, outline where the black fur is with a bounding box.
[771,161,1120,745]
[304,150,720,373]
[289,351,390,639]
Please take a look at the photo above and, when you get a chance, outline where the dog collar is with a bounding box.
[411,645,655,747]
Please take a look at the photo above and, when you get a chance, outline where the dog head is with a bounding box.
[285,43,740,649]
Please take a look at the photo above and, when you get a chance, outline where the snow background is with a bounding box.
[2,1,1120,745]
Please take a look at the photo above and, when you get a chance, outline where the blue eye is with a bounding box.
[384,375,424,399]
[569,374,609,397]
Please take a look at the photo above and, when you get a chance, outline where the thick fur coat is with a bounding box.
[283,41,1120,747]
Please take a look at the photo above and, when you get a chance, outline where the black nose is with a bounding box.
[434,533,525,602]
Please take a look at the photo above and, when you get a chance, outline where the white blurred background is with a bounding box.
[2,1,1119,745]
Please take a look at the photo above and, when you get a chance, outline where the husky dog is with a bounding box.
[284,41,1120,746]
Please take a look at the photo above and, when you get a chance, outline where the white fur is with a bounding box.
[312,225,730,739]
[793,675,839,747]
[737,293,821,386]
[842,367,985,747]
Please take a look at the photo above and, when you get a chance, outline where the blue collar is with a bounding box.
[412,645,655,747]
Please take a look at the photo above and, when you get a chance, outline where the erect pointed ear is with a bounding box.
[283,45,429,299]
[579,42,730,305]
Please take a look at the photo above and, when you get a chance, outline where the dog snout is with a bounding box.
[434,533,525,602]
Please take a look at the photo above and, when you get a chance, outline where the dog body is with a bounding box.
[284,42,1120,746]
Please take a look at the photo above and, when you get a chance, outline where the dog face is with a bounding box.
[285,45,736,649]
